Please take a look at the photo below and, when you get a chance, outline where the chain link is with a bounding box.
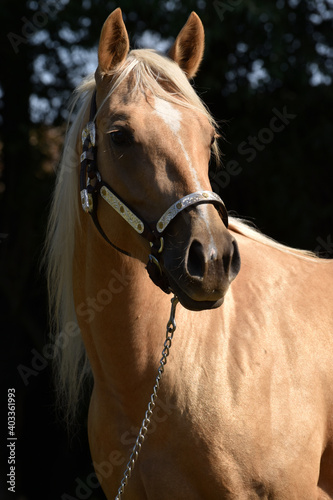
[115,295,179,500]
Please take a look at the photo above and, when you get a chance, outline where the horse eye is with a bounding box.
[110,130,131,145]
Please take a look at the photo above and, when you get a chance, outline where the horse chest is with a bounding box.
[140,355,325,500]
[138,393,323,499]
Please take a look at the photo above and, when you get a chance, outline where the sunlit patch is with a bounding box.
[153,97,182,134]
[153,96,201,188]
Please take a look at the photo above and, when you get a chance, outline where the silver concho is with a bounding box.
[80,189,93,213]
[81,121,96,147]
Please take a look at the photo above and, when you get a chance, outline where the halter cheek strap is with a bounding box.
[79,91,229,293]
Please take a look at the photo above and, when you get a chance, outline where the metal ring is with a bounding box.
[149,254,162,275]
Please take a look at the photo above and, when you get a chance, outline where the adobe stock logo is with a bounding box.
[210,106,297,194]
[237,107,296,161]
[7,1,60,54]
[16,267,131,386]
[314,234,333,257]
[213,0,243,22]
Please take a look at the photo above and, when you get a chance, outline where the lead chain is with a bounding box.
[115,295,179,500]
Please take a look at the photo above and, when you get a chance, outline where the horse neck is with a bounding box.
[73,212,171,409]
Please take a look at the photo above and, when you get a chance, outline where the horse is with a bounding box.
[45,8,333,499]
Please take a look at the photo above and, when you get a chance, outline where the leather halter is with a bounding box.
[80,91,229,293]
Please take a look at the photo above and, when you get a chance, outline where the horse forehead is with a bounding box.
[104,90,209,139]
[151,97,208,135]
[152,97,182,134]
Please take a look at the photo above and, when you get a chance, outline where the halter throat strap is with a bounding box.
[79,90,229,293]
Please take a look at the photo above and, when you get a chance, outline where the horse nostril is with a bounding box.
[186,237,240,285]
[229,239,241,282]
[187,240,205,279]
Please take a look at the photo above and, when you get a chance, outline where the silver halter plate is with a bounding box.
[156,191,225,233]
[99,184,227,236]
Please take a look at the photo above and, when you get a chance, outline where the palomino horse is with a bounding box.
[46,8,333,499]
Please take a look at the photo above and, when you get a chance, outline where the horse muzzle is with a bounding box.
[152,204,241,311]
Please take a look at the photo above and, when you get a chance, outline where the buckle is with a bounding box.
[81,189,93,213]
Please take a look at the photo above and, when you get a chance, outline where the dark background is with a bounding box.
[0,0,332,498]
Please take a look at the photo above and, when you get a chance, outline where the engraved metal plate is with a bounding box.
[81,189,93,213]
[100,185,144,234]
[81,121,96,146]
[156,191,226,233]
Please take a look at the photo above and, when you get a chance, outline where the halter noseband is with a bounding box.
[80,91,229,294]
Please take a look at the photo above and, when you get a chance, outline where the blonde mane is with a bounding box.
[45,48,320,424]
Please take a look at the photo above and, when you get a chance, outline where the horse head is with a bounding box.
[81,8,240,311]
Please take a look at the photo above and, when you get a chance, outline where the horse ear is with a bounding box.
[168,12,205,78]
[97,8,129,75]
